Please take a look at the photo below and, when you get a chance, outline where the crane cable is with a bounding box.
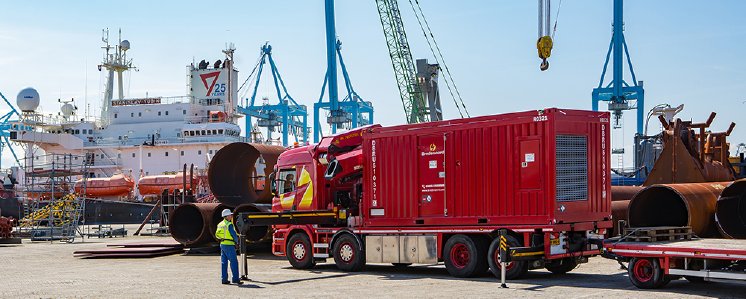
[407,0,469,118]
[551,0,563,40]
[237,53,265,100]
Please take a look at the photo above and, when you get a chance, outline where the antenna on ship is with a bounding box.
[222,42,236,120]
[98,28,136,125]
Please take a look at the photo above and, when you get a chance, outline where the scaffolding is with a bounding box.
[18,153,88,242]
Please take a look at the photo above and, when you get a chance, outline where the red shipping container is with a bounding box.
[361,108,611,229]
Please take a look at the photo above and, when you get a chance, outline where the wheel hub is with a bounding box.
[339,243,354,262]
[450,243,470,269]
[633,259,653,282]
[494,248,515,270]
[292,242,306,261]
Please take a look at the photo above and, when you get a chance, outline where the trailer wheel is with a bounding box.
[286,233,315,269]
[488,235,528,280]
[333,234,365,272]
[628,257,664,289]
[545,258,578,275]
[444,234,488,278]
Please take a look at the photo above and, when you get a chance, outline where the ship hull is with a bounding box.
[1,198,156,225]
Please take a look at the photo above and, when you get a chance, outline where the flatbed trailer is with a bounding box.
[603,237,746,289]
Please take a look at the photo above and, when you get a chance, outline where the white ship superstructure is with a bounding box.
[9,30,248,198]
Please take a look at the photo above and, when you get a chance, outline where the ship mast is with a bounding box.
[222,43,236,120]
[99,28,136,125]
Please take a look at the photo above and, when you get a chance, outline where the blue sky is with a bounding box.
[0,1,744,168]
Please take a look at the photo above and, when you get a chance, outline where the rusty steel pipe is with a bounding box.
[232,203,273,242]
[610,200,630,236]
[170,203,226,247]
[208,142,285,207]
[716,179,746,239]
[611,186,643,202]
[628,182,730,237]
[608,186,643,236]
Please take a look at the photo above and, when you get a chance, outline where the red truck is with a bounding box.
[238,108,612,279]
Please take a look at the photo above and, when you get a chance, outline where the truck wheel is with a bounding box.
[444,234,488,278]
[545,258,578,274]
[488,235,528,280]
[333,234,365,272]
[286,233,315,269]
[628,257,664,289]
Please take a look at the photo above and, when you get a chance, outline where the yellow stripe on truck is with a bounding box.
[297,167,314,209]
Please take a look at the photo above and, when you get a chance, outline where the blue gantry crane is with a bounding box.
[313,0,374,142]
[592,0,644,136]
[0,90,21,168]
[237,43,309,146]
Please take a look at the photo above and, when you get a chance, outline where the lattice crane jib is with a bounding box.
[375,0,428,124]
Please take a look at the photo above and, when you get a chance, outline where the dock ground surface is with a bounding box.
[1,225,743,298]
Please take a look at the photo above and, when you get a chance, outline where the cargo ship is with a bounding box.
[2,30,256,223]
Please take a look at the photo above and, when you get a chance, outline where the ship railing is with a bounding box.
[184,116,210,124]
[112,95,192,106]
[84,135,246,147]
[155,96,192,105]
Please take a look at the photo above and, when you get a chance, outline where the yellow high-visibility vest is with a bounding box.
[215,219,235,246]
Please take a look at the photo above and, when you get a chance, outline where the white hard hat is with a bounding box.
[221,209,232,217]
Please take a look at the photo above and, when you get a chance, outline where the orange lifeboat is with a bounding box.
[137,173,196,196]
[74,174,134,197]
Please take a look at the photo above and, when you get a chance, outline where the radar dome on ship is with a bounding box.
[120,40,130,51]
[61,103,75,117]
[16,87,40,112]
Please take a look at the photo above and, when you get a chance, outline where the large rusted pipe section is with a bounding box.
[170,203,227,247]
[611,186,643,202]
[610,200,630,236]
[233,203,272,242]
[208,143,285,207]
[609,186,643,236]
[716,179,746,239]
[170,142,284,247]
[628,182,730,237]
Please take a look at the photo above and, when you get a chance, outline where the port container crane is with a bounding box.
[237,43,309,146]
[591,0,645,180]
[313,0,374,142]
[0,90,21,167]
[592,0,644,136]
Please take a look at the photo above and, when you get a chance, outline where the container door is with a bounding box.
[519,139,542,189]
[418,134,446,217]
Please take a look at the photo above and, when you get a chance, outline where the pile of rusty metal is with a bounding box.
[169,143,283,247]
[611,112,746,238]
[0,216,13,238]
[643,112,735,185]
[0,215,21,244]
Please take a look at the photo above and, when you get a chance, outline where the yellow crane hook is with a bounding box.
[537,35,553,71]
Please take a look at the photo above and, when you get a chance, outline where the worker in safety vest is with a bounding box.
[216,208,243,285]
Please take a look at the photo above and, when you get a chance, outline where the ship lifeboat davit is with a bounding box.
[138,173,196,196]
[208,142,285,207]
[74,174,134,197]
